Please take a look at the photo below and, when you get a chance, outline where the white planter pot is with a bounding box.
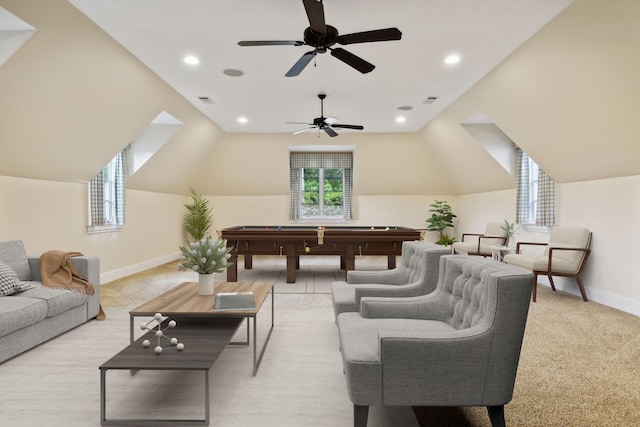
[198,273,215,295]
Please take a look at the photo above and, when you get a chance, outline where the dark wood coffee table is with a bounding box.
[99,281,274,426]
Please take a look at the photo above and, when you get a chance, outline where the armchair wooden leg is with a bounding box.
[487,405,505,427]
[576,276,589,302]
[547,275,557,291]
[354,404,369,427]
[532,273,538,302]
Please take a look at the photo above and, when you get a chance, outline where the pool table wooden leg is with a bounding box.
[345,243,356,272]
[227,252,238,282]
[244,254,253,269]
[286,242,297,283]
[388,255,396,269]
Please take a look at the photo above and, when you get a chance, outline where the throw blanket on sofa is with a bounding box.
[40,250,105,320]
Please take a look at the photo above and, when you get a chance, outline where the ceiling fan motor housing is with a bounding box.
[304,25,339,53]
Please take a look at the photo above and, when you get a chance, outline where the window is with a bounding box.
[516,147,555,227]
[87,148,128,232]
[290,152,353,221]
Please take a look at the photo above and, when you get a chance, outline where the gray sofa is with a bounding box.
[337,255,534,427]
[0,240,100,363]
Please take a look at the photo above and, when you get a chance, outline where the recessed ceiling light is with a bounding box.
[395,116,406,124]
[237,117,248,124]
[444,54,461,65]
[398,106,413,111]
[223,69,244,77]
[183,55,200,65]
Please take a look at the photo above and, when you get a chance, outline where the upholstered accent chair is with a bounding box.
[504,226,592,302]
[330,241,450,318]
[451,222,508,257]
[337,256,534,427]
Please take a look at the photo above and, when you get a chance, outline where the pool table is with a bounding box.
[219,225,423,283]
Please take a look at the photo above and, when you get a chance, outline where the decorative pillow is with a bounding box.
[0,261,19,297]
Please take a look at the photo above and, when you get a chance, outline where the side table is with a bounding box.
[490,245,515,263]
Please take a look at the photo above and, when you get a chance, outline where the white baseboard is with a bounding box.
[537,278,640,317]
[100,252,180,284]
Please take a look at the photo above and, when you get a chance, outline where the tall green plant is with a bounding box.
[426,200,457,246]
[182,187,212,241]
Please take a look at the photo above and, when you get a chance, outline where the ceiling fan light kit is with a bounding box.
[286,93,364,138]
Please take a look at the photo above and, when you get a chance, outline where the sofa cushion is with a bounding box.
[0,296,48,336]
[0,241,32,281]
[14,283,88,318]
[503,253,578,274]
[338,313,456,363]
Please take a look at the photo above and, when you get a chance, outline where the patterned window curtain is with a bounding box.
[515,146,556,226]
[536,168,556,227]
[113,147,127,226]
[289,167,302,220]
[515,148,529,224]
[289,152,354,220]
[89,173,105,226]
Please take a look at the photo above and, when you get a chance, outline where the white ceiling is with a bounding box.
[69,0,573,134]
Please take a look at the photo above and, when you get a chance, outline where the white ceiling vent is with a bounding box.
[198,96,214,105]
[423,96,438,104]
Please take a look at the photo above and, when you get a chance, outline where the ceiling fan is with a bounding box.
[287,93,364,137]
[238,0,402,77]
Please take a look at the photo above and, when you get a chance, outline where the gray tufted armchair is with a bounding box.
[331,241,450,319]
[336,255,534,427]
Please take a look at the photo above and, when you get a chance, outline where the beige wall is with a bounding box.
[454,175,640,313]
[0,175,185,281]
[208,194,451,242]
[194,132,454,196]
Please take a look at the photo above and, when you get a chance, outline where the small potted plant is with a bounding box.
[178,236,234,295]
[500,219,520,247]
[182,187,213,241]
[426,200,457,246]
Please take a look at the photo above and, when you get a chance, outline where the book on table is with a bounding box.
[215,292,255,310]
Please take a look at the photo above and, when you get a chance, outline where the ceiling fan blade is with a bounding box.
[238,40,304,47]
[330,48,375,74]
[285,50,316,77]
[303,0,326,34]
[336,28,402,45]
[292,127,317,135]
[324,116,338,124]
[286,121,314,125]
[331,124,364,130]
[323,127,339,137]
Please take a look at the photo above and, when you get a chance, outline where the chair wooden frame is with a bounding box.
[514,232,592,302]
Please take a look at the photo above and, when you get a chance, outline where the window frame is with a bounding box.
[300,167,345,220]
[289,150,354,222]
[87,148,127,234]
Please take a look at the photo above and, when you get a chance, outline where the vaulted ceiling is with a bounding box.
[68,0,573,134]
